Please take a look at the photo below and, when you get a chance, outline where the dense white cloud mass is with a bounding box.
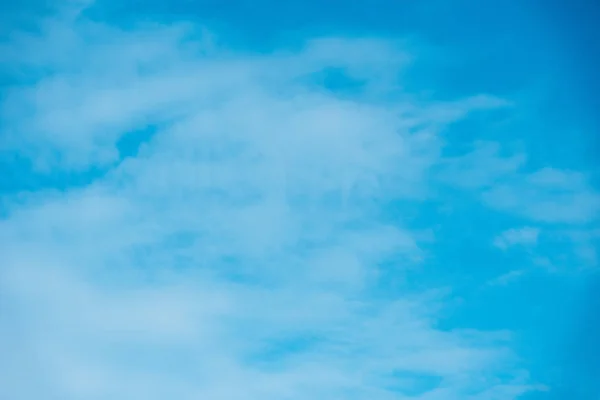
[0,4,596,400]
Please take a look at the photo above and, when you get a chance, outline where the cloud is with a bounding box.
[542,228,600,270]
[565,229,600,267]
[493,227,540,250]
[488,270,526,286]
[437,141,526,190]
[489,226,599,275]
[439,142,600,224]
[0,7,544,400]
[483,168,600,224]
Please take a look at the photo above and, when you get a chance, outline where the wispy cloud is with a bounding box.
[483,167,600,224]
[487,270,526,286]
[493,227,540,250]
[439,142,600,224]
[437,141,526,190]
[0,4,578,400]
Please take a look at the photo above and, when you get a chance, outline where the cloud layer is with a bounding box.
[1,4,597,400]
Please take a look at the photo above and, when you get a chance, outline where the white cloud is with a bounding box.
[488,270,526,286]
[483,168,600,224]
[493,227,540,250]
[437,141,526,189]
[547,228,600,270]
[0,11,539,400]
[439,142,600,224]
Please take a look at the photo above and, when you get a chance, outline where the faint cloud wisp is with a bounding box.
[0,6,549,400]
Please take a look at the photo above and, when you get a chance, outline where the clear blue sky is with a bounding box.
[1,1,598,399]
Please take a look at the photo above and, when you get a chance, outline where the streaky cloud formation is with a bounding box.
[0,2,598,399]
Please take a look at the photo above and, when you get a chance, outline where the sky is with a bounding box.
[0,1,599,399]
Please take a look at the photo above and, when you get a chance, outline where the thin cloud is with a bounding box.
[439,142,600,224]
[493,227,540,250]
[0,7,549,400]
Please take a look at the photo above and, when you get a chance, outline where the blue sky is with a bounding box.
[0,1,599,399]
